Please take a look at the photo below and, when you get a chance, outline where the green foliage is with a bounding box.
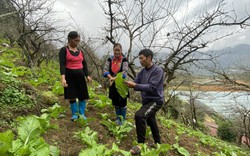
[0,57,15,67]
[101,119,133,143]
[0,130,14,155]
[0,44,20,69]
[173,143,190,156]
[166,105,180,119]
[12,66,32,77]
[159,117,177,128]
[87,82,112,108]
[88,84,96,99]
[140,143,171,156]
[0,61,33,108]
[75,117,95,127]
[1,48,19,58]
[75,127,110,155]
[0,86,32,107]
[75,127,130,156]
[159,117,249,156]
[127,101,141,111]
[97,94,111,104]
[28,76,49,87]
[74,126,98,147]
[0,67,20,85]
[41,103,66,119]
[79,143,130,156]
[89,94,112,108]
[100,113,109,120]
[52,81,64,95]
[79,144,111,156]
[17,116,44,145]
[115,72,128,98]
[217,122,236,142]
[28,65,60,87]
[0,115,59,155]
[38,91,59,105]
[1,39,250,155]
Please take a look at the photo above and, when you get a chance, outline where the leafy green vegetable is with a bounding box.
[173,143,190,156]
[0,115,59,155]
[17,116,42,145]
[74,127,98,147]
[101,119,133,143]
[140,143,171,156]
[79,144,111,156]
[50,145,60,156]
[115,72,128,98]
[41,103,66,119]
[0,130,14,155]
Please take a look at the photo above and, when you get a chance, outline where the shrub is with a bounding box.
[217,122,236,142]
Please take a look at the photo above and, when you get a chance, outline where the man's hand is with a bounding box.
[125,80,136,88]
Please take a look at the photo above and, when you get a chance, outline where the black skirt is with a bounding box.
[64,69,89,101]
[109,82,128,107]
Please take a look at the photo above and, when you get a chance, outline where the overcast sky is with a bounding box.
[53,0,250,50]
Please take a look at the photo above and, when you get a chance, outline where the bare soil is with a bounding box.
[41,95,216,156]
[0,88,222,156]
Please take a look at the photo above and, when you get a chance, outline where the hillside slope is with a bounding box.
[0,39,250,156]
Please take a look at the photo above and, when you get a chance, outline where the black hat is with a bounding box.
[68,31,79,39]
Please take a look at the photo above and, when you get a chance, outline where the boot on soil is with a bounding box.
[120,107,127,125]
[79,100,87,120]
[115,107,121,125]
[70,102,78,121]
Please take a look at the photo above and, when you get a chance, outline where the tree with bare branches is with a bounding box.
[2,0,64,67]
[100,0,250,115]
[233,104,250,147]
[100,0,177,79]
[101,0,250,82]
[211,65,250,147]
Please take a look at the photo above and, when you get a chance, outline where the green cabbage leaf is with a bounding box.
[115,72,128,98]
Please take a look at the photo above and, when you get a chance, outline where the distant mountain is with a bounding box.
[215,44,250,68]
[135,44,250,73]
[184,44,250,76]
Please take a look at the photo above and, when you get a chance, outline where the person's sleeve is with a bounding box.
[103,57,111,77]
[82,58,89,76]
[59,47,66,75]
[134,70,141,84]
[134,67,163,92]
[122,58,128,78]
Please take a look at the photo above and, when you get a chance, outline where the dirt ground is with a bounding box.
[41,96,215,156]
[0,90,219,156]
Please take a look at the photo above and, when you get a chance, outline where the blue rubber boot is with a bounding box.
[70,102,78,121]
[115,107,121,125]
[79,101,87,120]
[120,107,127,125]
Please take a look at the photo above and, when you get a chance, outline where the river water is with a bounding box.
[173,91,250,118]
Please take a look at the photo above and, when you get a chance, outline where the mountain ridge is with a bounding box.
[215,43,250,68]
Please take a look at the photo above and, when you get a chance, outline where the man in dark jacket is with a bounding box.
[125,49,164,155]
